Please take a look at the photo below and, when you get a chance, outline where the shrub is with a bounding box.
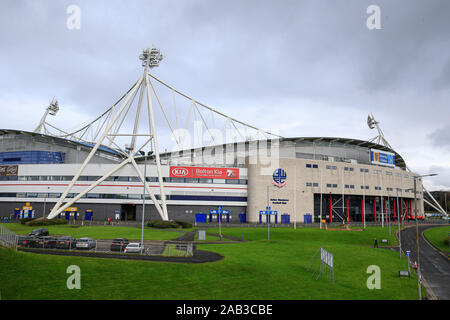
[146,220,192,229]
[25,218,68,226]
[174,220,192,229]
[19,218,35,225]
[147,220,179,229]
[444,236,449,247]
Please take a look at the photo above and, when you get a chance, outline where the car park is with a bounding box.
[110,238,129,252]
[29,228,49,237]
[56,236,77,249]
[76,237,96,250]
[35,236,57,248]
[124,242,144,254]
[17,236,35,248]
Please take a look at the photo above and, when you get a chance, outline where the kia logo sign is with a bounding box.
[171,168,189,177]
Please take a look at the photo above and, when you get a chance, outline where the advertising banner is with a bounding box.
[0,165,18,176]
[169,166,239,180]
[370,149,395,167]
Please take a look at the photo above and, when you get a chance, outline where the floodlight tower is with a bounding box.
[34,98,59,133]
[366,114,448,218]
[367,113,392,149]
[47,44,169,221]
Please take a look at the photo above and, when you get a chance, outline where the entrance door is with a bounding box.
[121,204,136,221]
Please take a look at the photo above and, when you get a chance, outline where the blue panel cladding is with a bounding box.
[0,151,65,164]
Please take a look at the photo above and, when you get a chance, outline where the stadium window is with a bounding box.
[26,193,38,198]
[326,184,332,188]
[326,165,337,170]
[313,164,319,169]
[78,176,88,181]
[17,193,26,198]
[360,168,369,173]
[127,194,141,199]
[62,176,74,181]
[49,176,61,181]
[306,182,312,187]
[185,178,199,183]
[350,185,355,189]
[37,193,48,198]
[86,193,100,199]
[365,186,369,190]
[213,179,226,184]
[39,176,48,181]
[48,193,61,198]
[396,173,402,177]
[306,164,312,168]
[226,179,239,184]
[386,171,392,176]
[87,176,101,181]
[100,194,116,199]
[130,177,140,182]
[199,178,213,184]
[313,182,319,187]
[332,184,338,188]
[117,176,129,182]
[18,176,27,181]
[29,176,39,181]
[170,177,185,183]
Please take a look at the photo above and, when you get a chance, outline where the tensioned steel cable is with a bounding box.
[147,73,284,139]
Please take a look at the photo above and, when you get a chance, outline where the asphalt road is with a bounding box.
[400,225,450,300]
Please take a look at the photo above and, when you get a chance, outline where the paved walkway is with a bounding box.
[400,225,450,300]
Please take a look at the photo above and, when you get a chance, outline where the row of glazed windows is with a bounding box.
[0,175,248,185]
[0,192,247,202]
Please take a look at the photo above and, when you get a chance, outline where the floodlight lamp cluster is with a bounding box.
[367,114,378,129]
[48,99,59,116]
[139,47,164,68]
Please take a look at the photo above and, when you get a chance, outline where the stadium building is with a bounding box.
[1,47,438,225]
[0,128,424,224]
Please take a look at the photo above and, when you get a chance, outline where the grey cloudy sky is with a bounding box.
[0,0,449,190]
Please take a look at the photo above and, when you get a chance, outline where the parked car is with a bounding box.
[76,237,96,250]
[124,242,144,254]
[29,228,49,237]
[110,238,129,252]
[56,236,77,249]
[35,236,57,248]
[17,236,35,248]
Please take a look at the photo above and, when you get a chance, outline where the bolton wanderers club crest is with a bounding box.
[272,168,287,188]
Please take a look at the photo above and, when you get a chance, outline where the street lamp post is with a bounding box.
[396,188,402,258]
[413,173,437,300]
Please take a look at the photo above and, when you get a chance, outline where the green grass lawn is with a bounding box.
[423,226,450,255]
[0,225,420,300]
[1,223,187,241]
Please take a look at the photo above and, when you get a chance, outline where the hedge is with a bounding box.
[146,220,191,229]
[25,218,68,226]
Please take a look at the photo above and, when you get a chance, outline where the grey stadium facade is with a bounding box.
[0,128,423,224]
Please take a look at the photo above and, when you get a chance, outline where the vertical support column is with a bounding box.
[372,198,375,222]
[393,198,396,220]
[346,196,350,222]
[361,196,365,223]
[329,195,333,223]
[384,198,387,221]
[400,199,403,222]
